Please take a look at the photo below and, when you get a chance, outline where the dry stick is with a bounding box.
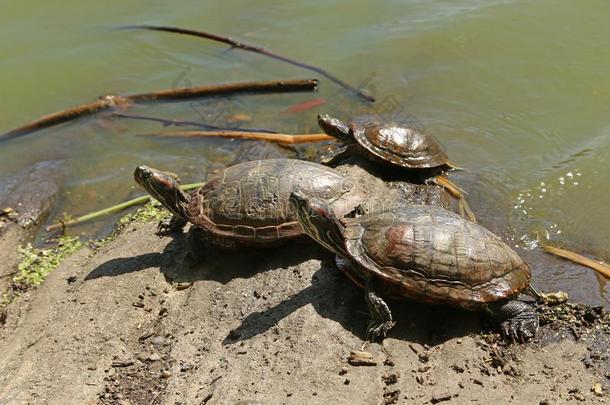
[1,79,318,141]
[139,130,334,145]
[124,25,375,103]
[432,175,476,223]
[111,112,279,134]
[543,245,610,279]
[45,182,204,232]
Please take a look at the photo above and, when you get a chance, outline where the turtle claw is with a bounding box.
[156,215,188,236]
[366,320,396,341]
[156,218,173,236]
[499,312,538,344]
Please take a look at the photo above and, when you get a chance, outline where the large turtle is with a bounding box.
[317,114,476,222]
[134,159,365,255]
[289,191,538,343]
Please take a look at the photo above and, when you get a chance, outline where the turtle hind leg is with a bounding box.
[364,281,396,341]
[486,299,539,344]
[157,214,188,236]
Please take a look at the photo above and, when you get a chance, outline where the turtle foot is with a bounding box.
[500,312,538,344]
[366,319,396,341]
[489,299,539,344]
[365,283,395,341]
[156,219,174,236]
[156,215,188,236]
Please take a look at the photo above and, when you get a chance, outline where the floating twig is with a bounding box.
[123,25,375,102]
[1,79,318,141]
[45,182,203,232]
[543,244,610,279]
[138,130,333,145]
[111,112,279,133]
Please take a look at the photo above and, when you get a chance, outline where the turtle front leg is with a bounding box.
[157,214,188,236]
[486,299,538,343]
[365,280,396,341]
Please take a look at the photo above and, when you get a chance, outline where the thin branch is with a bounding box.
[138,130,333,145]
[127,78,318,102]
[123,25,375,103]
[111,112,279,133]
[543,244,610,278]
[45,182,203,232]
[1,79,318,141]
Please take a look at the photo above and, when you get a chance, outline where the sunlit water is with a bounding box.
[1,0,609,305]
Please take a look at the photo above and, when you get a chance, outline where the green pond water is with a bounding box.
[1,0,609,305]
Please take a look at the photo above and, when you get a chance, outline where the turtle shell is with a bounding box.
[187,159,365,248]
[340,205,530,310]
[352,123,449,169]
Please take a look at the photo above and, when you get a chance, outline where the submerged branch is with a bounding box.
[542,245,610,279]
[1,79,318,141]
[45,182,203,232]
[124,24,375,102]
[138,130,333,144]
[111,112,279,133]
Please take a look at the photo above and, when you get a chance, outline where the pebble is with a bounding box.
[348,350,377,366]
[451,364,465,373]
[161,370,172,378]
[430,392,452,404]
[136,352,148,362]
[151,336,165,346]
[592,382,603,396]
[149,353,161,362]
[339,367,348,376]
[539,400,554,405]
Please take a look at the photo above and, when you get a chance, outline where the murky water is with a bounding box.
[1,0,609,305]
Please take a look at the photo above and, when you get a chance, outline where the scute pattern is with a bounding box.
[186,159,365,247]
[354,123,449,169]
[343,205,530,309]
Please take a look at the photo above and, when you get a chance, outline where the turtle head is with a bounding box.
[134,165,190,219]
[317,114,355,143]
[289,191,348,257]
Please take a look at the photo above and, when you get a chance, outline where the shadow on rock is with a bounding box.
[86,227,486,347]
[86,228,322,285]
[85,252,164,280]
[224,254,483,347]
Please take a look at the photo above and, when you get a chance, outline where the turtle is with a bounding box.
[317,114,476,222]
[133,159,366,259]
[289,191,539,343]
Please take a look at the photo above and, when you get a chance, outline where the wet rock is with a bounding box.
[0,160,64,294]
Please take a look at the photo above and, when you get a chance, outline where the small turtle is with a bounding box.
[289,191,538,343]
[317,114,475,222]
[134,159,365,259]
